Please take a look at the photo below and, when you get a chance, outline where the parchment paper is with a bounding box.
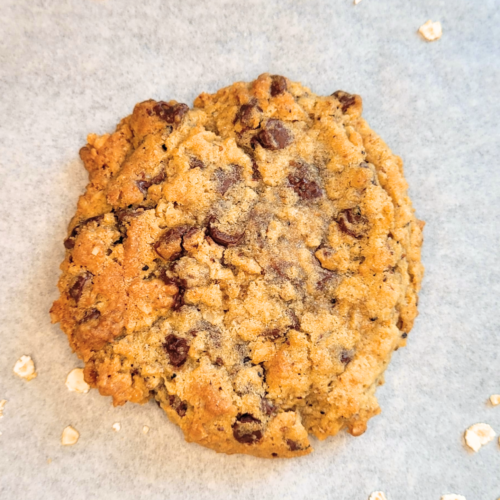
[1,0,499,498]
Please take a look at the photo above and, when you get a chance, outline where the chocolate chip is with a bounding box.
[64,215,104,249]
[189,157,205,169]
[64,236,75,249]
[270,75,287,96]
[256,119,293,150]
[402,333,408,338]
[237,103,262,129]
[136,180,152,195]
[214,357,224,366]
[340,349,354,365]
[142,265,149,271]
[288,174,322,200]
[152,101,189,124]
[115,206,147,225]
[163,334,189,367]
[69,272,93,303]
[251,161,262,181]
[286,439,301,451]
[232,414,263,445]
[332,91,356,113]
[208,223,244,247]
[215,164,242,195]
[154,226,190,261]
[337,208,367,239]
[80,308,100,323]
[243,356,252,364]
[168,394,188,417]
[272,453,278,457]
[260,398,276,416]
[152,170,166,184]
[161,144,167,151]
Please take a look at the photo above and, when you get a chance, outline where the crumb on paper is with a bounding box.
[0,400,6,418]
[464,423,496,452]
[112,422,121,432]
[418,20,442,42]
[369,492,387,500]
[441,495,466,500]
[65,368,90,394]
[353,0,362,4]
[13,355,37,381]
[61,426,79,446]
[142,425,149,434]
[489,394,500,406]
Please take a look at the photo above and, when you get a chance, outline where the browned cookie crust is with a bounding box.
[51,74,424,458]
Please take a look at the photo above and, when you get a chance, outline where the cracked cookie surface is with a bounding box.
[50,74,424,458]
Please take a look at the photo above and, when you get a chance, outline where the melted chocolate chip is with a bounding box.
[136,180,152,195]
[189,157,205,169]
[115,206,147,225]
[215,164,242,195]
[208,223,244,247]
[340,349,355,365]
[152,170,166,184]
[163,334,189,367]
[237,103,262,129]
[332,91,356,113]
[260,398,276,416]
[256,119,293,150]
[270,75,287,96]
[288,174,322,200]
[152,101,189,124]
[154,226,190,261]
[64,215,104,249]
[337,208,367,239]
[232,414,263,445]
[286,439,301,451]
[168,394,188,417]
[64,236,76,249]
[80,308,100,323]
[69,272,93,303]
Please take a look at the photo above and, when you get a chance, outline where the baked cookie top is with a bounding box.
[51,74,424,458]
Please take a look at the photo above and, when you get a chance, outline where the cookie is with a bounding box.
[50,74,424,458]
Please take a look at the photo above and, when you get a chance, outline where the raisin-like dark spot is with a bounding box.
[286,439,301,451]
[154,226,190,261]
[340,349,355,365]
[272,453,278,457]
[152,170,166,184]
[136,180,152,195]
[402,332,408,339]
[161,144,167,152]
[208,223,244,247]
[232,414,263,445]
[82,215,104,226]
[163,334,189,367]
[64,236,76,249]
[80,308,100,323]
[243,356,252,364]
[337,208,367,239]
[251,161,262,181]
[265,329,282,340]
[215,164,242,195]
[168,394,188,417]
[69,272,93,303]
[142,265,149,271]
[256,119,293,150]
[332,91,357,113]
[189,157,205,169]
[260,398,276,416]
[270,75,287,96]
[152,101,189,124]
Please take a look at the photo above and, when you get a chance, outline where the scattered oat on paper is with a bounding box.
[0,400,6,418]
[489,394,500,406]
[464,423,496,452]
[65,368,90,394]
[112,422,121,432]
[418,20,442,42]
[13,355,37,381]
[369,492,387,500]
[142,426,150,434]
[61,426,80,446]
[441,495,466,500]
[353,0,362,5]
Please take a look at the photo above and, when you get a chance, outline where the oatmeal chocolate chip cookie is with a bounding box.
[50,74,424,458]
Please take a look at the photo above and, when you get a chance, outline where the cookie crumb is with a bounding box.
[142,425,149,434]
[418,20,442,42]
[13,355,37,381]
[0,400,6,418]
[353,0,362,4]
[464,423,496,452]
[441,495,466,500]
[369,492,387,500]
[489,394,500,406]
[112,422,121,432]
[61,425,79,446]
[65,368,90,394]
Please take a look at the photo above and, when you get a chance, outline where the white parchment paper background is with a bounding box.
[1,1,499,498]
